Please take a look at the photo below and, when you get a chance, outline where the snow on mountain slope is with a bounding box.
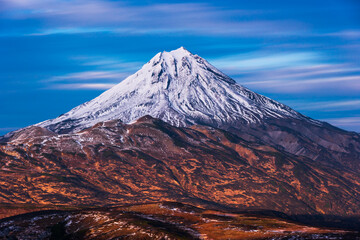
[36,47,314,133]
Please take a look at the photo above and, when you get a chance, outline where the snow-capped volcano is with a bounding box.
[37,47,309,133]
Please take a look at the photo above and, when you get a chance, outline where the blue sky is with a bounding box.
[0,0,359,134]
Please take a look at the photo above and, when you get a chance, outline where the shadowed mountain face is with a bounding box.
[229,118,360,172]
[1,116,360,220]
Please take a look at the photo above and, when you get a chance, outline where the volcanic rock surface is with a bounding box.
[23,47,360,172]
[1,47,360,235]
[1,116,360,219]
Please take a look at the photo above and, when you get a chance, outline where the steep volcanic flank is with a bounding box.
[1,116,360,220]
[24,47,360,172]
[35,47,306,134]
[1,47,360,234]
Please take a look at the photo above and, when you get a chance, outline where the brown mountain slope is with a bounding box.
[1,116,360,220]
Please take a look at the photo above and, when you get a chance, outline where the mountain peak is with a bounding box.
[36,48,306,133]
[150,46,193,68]
[168,46,193,58]
[168,46,191,54]
[146,46,234,86]
[151,46,192,62]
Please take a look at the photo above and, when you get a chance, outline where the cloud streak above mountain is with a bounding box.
[0,0,306,37]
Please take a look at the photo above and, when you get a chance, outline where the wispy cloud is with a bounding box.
[290,99,360,112]
[0,127,20,132]
[0,0,307,37]
[322,117,360,132]
[212,53,360,94]
[1,0,134,23]
[326,30,360,40]
[51,83,116,90]
[211,52,319,70]
[73,56,142,72]
[323,117,360,125]
[27,27,114,36]
[259,64,358,79]
[42,55,140,89]
[243,75,360,87]
[44,70,127,89]
[47,71,128,82]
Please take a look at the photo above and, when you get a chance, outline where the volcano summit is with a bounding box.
[31,47,360,171]
[36,47,309,133]
[1,48,360,237]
